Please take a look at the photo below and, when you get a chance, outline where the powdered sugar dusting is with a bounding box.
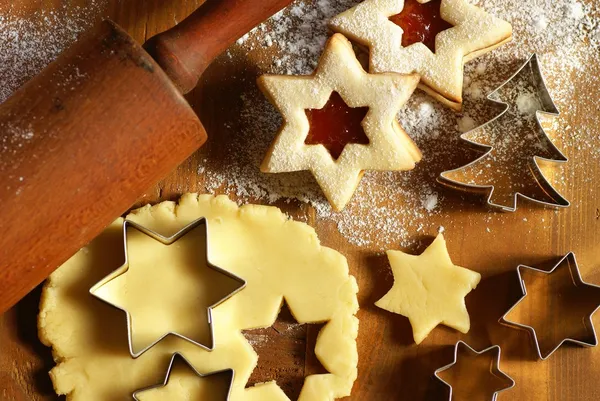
[2,0,598,250]
[0,2,106,103]
[199,0,600,249]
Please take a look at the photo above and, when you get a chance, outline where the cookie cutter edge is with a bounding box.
[434,340,515,401]
[438,53,569,212]
[132,352,234,400]
[89,217,247,358]
[499,252,600,360]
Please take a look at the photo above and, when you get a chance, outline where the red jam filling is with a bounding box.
[305,92,369,160]
[389,0,453,53]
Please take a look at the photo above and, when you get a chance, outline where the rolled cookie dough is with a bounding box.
[38,194,359,401]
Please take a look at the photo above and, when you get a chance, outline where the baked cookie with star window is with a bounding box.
[329,0,513,110]
[259,33,422,211]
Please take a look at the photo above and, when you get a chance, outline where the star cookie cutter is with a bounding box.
[438,54,569,212]
[89,218,247,358]
[133,352,234,400]
[434,341,515,401]
[500,252,600,360]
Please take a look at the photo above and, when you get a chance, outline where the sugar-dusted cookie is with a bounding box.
[259,33,422,211]
[330,0,513,110]
[376,233,481,344]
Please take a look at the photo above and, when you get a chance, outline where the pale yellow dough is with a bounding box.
[375,233,481,344]
[38,194,359,401]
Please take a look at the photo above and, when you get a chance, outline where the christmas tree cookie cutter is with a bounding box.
[500,252,600,360]
[133,352,234,400]
[438,53,569,212]
[89,218,247,358]
[434,341,515,401]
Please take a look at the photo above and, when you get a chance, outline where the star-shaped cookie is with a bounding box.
[501,253,600,360]
[90,219,246,357]
[259,33,422,211]
[133,353,234,400]
[329,0,513,110]
[376,233,481,344]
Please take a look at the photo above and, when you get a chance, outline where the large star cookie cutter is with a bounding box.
[89,218,247,358]
[434,341,515,401]
[438,54,569,212]
[133,353,234,400]
[500,252,600,360]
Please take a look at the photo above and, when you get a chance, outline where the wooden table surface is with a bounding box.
[1,0,600,400]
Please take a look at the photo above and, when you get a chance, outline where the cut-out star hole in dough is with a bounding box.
[329,0,513,110]
[376,234,481,344]
[259,33,422,211]
[243,301,329,400]
[89,219,246,357]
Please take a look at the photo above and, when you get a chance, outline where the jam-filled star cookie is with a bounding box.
[330,0,513,110]
[259,33,422,211]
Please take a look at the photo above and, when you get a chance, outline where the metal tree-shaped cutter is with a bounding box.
[439,54,569,211]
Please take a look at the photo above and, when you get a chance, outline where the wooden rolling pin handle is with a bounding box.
[144,0,292,94]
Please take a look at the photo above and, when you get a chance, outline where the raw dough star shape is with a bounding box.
[376,234,481,344]
[500,253,600,360]
[133,353,234,400]
[38,194,359,401]
[89,219,246,357]
[259,33,422,211]
[329,0,513,110]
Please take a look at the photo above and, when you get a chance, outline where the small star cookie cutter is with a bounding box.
[89,218,247,358]
[438,53,569,212]
[434,341,515,401]
[499,252,600,360]
[133,352,234,400]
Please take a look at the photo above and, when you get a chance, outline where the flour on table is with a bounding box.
[202,0,600,249]
[2,0,598,250]
[0,1,106,103]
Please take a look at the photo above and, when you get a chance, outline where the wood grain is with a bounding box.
[1,0,600,400]
[0,0,292,315]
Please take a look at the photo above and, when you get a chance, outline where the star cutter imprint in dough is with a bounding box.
[434,341,515,401]
[259,33,422,211]
[329,0,513,110]
[375,234,481,344]
[438,54,569,212]
[242,299,331,397]
[500,252,600,360]
[132,352,234,400]
[89,218,247,358]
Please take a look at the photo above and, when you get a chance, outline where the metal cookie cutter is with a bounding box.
[133,352,234,400]
[500,252,600,360]
[434,341,515,401]
[439,53,569,212]
[89,217,247,358]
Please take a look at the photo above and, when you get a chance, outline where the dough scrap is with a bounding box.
[38,194,359,401]
[375,233,481,344]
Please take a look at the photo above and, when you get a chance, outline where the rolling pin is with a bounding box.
[0,0,292,314]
